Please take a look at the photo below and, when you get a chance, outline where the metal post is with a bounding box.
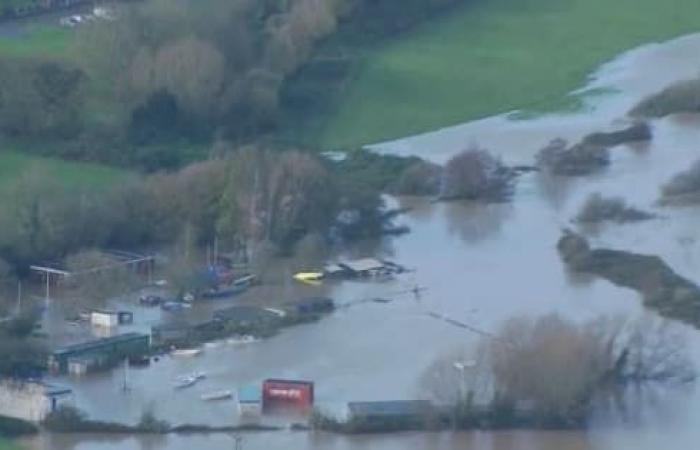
[16,280,21,315]
[45,272,50,303]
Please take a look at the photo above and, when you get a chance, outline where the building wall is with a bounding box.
[0,381,51,422]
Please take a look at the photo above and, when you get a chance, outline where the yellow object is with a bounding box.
[293,272,324,284]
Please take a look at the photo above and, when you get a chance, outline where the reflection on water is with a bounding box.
[21,32,700,450]
[444,201,513,244]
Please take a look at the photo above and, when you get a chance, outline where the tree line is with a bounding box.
[0,0,472,168]
[0,147,391,277]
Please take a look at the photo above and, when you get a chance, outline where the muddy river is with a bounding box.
[19,32,700,449]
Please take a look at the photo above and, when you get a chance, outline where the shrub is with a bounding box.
[392,161,442,196]
[630,79,700,117]
[440,148,514,201]
[537,138,609,176]
[575,193,654,224]
[660,159,700,204]
[582,123,652,147]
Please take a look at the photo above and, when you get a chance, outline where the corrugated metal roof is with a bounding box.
[53,333,149,356]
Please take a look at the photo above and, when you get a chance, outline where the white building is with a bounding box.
[0,380,72,422]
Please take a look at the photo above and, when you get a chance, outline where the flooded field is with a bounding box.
[21,33,700,449]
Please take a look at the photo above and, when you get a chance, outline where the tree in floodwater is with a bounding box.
[421,314,695,428]
[439,147,514,201]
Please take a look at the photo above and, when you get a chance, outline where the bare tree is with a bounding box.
[422,314,695,426]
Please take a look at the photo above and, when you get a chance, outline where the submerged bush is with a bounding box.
[537,138,609,176]
[440,148,514,201]
[392,161,442,196]
[582,123,652,147]
[575,193,654,224]
[631,79,700,117]
[660,159,700,205]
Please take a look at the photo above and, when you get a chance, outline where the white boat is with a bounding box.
[173,371,206,389]
[171,348,202,357]
[226,335,257,346]
[201,390,233,401]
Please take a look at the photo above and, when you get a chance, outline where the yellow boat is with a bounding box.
[293,272,324,285]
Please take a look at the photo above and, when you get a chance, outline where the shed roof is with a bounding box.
[340,258,385,272]
[53,333,149,356]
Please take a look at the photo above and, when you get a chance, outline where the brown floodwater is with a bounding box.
[21,32,700,449]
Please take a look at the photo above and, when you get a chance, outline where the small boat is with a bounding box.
[201,390,233,401]
[226,335,257,346]
[171,348,202,357]
[174,371,206,389]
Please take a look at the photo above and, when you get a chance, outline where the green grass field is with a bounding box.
[0,148,128,195]
[310,0,700,149]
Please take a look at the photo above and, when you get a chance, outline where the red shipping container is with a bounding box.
[262,379,314,411]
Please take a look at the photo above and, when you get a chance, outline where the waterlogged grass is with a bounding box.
[311,0,700,149]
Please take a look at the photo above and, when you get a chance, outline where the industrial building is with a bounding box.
[49,333,150,374]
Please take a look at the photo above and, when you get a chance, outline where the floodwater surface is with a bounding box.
[22,33,700,450]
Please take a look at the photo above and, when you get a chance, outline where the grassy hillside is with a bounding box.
[307,0,700,149]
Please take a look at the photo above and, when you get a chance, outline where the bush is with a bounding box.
[392,161,442,196]
[537,138,609,176]
[44,406,135,433]
[575,193,654,224]
[582,123,652,147]
[630,78,700,117]
[660,159,700,204]
[137,408,170,433]
[440,148,514,201]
